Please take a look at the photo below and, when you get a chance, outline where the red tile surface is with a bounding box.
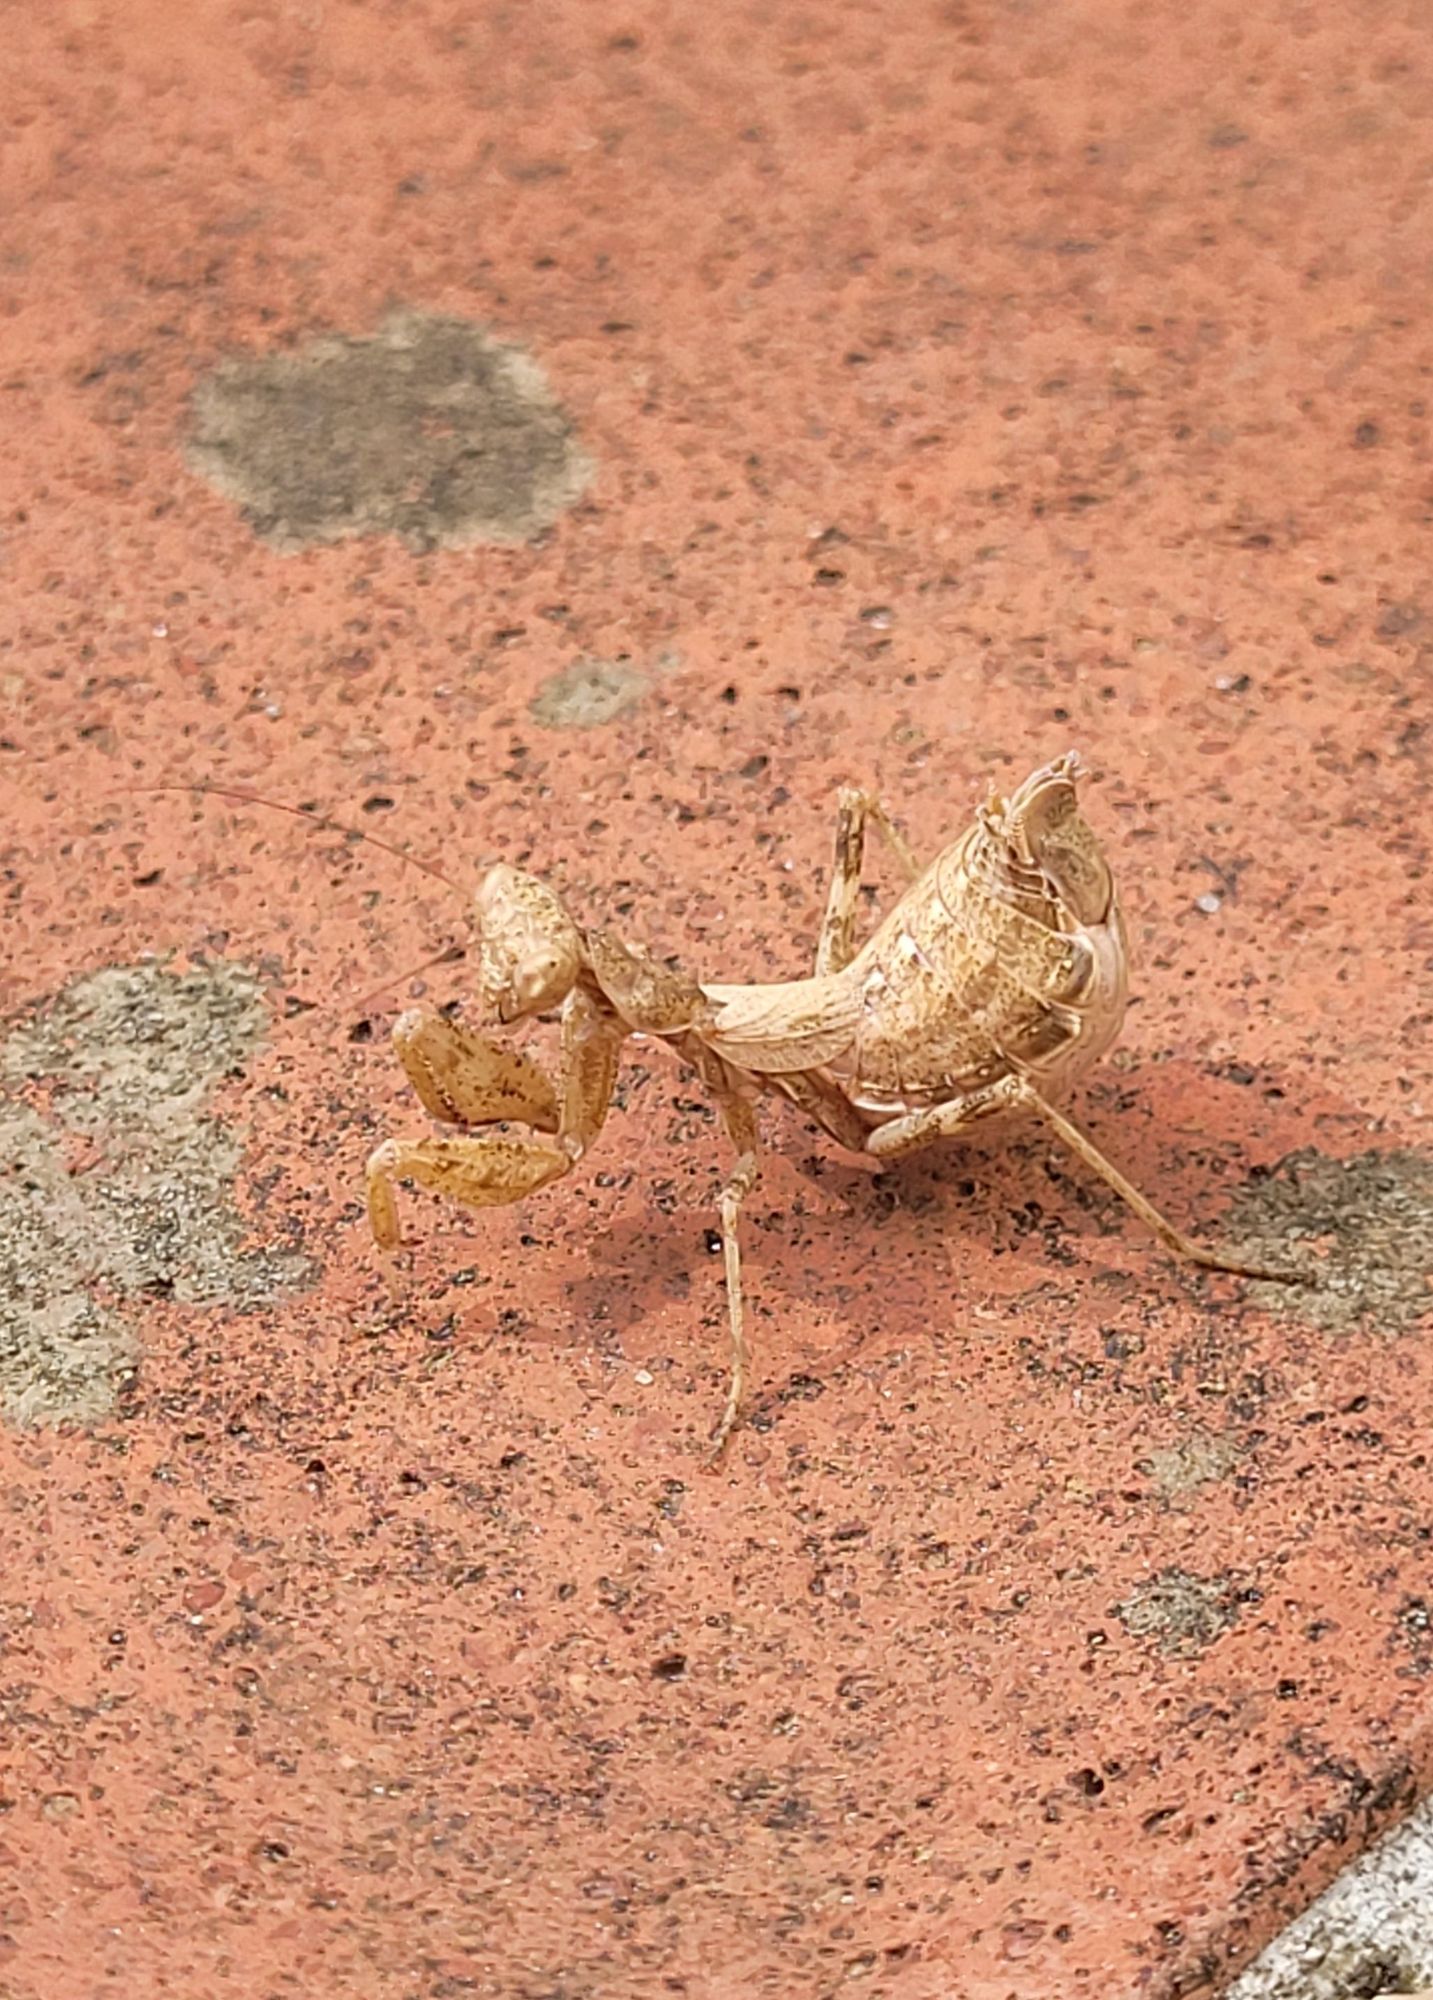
[2,4,1431,1996]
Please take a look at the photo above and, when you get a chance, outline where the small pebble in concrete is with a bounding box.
[1141,1429,1241,1502]
[1117,1567,1238,1655]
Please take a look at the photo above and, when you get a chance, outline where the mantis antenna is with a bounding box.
[119,781,473,1015]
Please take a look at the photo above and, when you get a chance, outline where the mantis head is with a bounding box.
[474,864,584,1022]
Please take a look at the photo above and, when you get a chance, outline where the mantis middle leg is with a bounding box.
[815,786,922,977]
[675,1039,764,1463]
[706,1086,761,1464]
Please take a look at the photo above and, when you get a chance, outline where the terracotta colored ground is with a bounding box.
[2,3,1431,1997]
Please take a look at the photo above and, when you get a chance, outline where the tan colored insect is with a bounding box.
[335,750,1298,1458]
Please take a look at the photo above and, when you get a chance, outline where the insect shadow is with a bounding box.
[133,765,1311,1462]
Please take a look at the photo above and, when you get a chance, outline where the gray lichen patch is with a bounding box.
[185,312,592,552]
[1141,1430,1241,1502]
[1222,1148,1433,1338]
[530,658,650,729]
[0,963,314,1427]
[1117,1568,1238,1656]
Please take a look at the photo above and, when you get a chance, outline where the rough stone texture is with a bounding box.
[0,963,314,1424]
[1229,1150,1433,1338]
[1227,1793,1433,1999]
[1,1,1430,1997]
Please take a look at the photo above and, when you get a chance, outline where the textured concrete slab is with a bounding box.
[1228,1793,1433,1999]
[2,2,1430,1997]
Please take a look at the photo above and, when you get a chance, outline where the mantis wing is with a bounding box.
[700,976,861,1074]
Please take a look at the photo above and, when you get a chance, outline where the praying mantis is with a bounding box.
[293,750,1297,1457]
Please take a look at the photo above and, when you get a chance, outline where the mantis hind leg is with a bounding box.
[1016,1083,1308,1285]
[816,786,922,976]
[867,1074,1307,1285]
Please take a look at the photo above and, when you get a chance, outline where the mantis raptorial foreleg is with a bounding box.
[390,1008,560,1130]
[366,983,624,1248]
[373,982,768,1463]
